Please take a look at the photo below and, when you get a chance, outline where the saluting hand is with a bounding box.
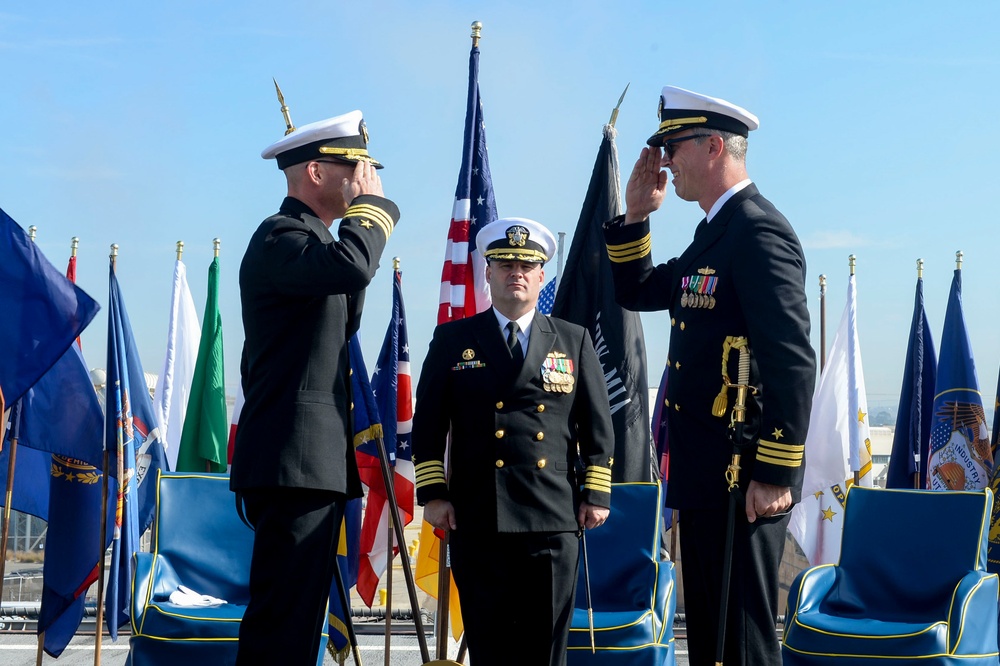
[341,159,384,203]
[623,146,668,224]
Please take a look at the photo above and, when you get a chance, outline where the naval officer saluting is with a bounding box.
[412,217,614,666]
[603,86,816,665]
[232,104,399,664]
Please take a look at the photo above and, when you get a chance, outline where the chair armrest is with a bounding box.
[948,571,999,653]
[653,560,677,643]
[786,564,837,616]
[131,552,154,631]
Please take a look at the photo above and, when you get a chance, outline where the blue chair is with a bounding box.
[567,481,676,665]
[783,486,999,665]
[128,471,328,665]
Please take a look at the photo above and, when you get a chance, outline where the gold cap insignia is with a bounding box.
[506,225,529,247]
[462,349,475,361]
[359,119,369,145]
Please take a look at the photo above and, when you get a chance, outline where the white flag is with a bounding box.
[154,258,201,471]
[789,273,873,566]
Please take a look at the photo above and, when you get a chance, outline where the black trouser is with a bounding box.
[236,487,346,666]
[679,503,788,666]
[450,530,579,666]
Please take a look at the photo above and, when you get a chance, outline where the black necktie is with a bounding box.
[506,321,524,365]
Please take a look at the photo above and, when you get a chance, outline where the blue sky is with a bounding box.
[3,1,999,413]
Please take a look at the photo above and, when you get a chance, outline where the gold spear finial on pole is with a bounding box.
[609,83,630,128]
[956,250,963,270]
[273,79,295,136]
[471,21,482,48]
[848,254,856,276]
[393,256,400,271]
[71,237,79,257]
[917,258,924,279]
[27,226,37,242]
[819,274,826,291]
[176,241,184,261]
[214,238,221,258]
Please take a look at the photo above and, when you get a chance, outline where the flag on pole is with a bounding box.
[154,255,201,471]
[176,254,227,472]
[419,33,494,639]
[926,267,991,491]
[36,249,110,657]
[327,495,362,659]
[886,273,937,489]
[789,272,873,566]
[537,277,557,315]
[357,267,415,606]
[0,207,99,405]
[435,37,497,325]
[550,123,652,482]
[104,257,168,639]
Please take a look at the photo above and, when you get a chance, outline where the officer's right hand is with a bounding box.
[624,146,667,224]
[341,159,384,203]
[423,499,457,532]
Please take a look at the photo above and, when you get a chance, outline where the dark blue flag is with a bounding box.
[926,268,991,491]
[0,404,49,521]
[104,258,167,639]
[0,207,99,405]
[886,275,937,489]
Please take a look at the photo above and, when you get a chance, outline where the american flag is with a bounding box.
[357,267,415,606]
[437,41,497,325]
[537,277,557,315]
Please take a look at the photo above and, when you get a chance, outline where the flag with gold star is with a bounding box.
[789,271,873,566]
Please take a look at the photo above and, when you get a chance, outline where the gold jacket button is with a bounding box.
[664,398,670,407]
[495,429,505,438]
[536,404,545,412]
[680,322,686,330]
[675,361,681,370]
[536,432,544,441]
[536,459,547,469]
[496,460,505,468]
[674,403,681,411]
[496,401,504,410]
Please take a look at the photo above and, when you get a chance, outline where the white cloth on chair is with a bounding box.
[168,585,226,607]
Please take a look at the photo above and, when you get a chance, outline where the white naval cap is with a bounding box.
[648,85,760,146]
[476,217,557,264]
[261,109,383,170]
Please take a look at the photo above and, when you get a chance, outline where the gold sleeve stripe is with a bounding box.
[756,448,802,461]
[414,460,445,470]
[415,467,446,479]
[756,454,802,468]
[606,236,652,264]
[415,475,447,489]
[758,439,805,453]
[345,204,394,239]
[584,480,613,492]
[606,235,652,253]
[415,462,445,475]
[584,467,612,478]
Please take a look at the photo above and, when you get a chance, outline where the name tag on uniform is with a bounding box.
[541,352,574,393]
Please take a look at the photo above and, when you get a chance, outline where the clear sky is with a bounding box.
[3,1,999,416]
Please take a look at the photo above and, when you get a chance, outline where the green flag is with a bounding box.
[176,255,227,472]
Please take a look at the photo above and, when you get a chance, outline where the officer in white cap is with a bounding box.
[604,86,815,665]
[232,101,399,664]
[413,217,614,666]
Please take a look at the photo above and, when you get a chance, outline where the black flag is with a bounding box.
[552,124,653,482]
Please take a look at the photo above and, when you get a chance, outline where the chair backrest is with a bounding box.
[576,482,663,611]
[834,486,992,617]
[151,471,255,605]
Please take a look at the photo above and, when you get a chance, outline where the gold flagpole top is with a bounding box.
[71,237,79,257]
[27,225,37,242]
[471,21,482,48]
[609,83,630,128]
[818,274,826,293]
[848,254,856,276]
[213,238,221,258]
[273,79,295,136]
[956,250,963,270]
[917,258,924,279]
[176,240,184,261]
[393,256,400,271]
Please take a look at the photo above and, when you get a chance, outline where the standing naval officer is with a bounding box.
[412,218,614,666]
[603,86,816,665]
[231,107,399,664]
